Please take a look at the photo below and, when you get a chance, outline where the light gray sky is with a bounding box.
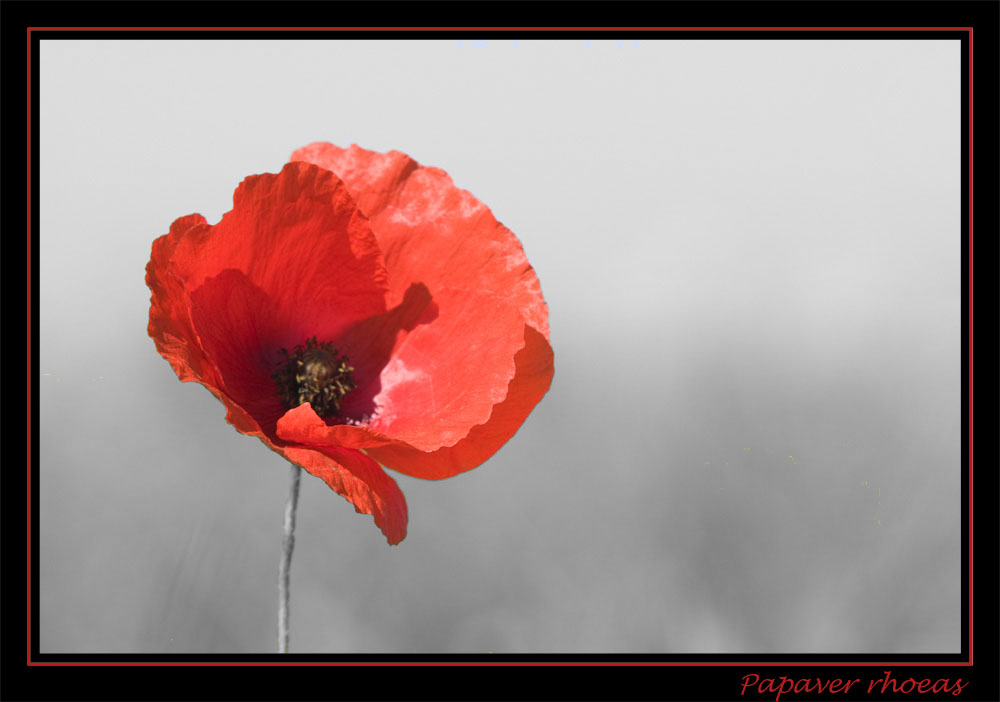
[39,38,961,653]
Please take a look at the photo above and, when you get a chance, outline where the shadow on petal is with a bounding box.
[188,269,289,437]
[335,282,437,422]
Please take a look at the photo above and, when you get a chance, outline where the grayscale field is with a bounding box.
[38,38,960,653]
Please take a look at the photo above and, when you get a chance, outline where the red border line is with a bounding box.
[26,26,974,31]
[26,27,33,667]
[967,26,974,668]
[22,660,979,668]
[25,26,974,669]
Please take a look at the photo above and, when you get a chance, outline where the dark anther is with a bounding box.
[272,336,356,418]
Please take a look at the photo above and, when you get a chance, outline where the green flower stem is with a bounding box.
[278,463,303,653]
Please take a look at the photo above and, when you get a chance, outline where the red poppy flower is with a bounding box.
[146,144,553,545]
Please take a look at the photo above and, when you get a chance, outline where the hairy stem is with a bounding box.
[278,463,303,653]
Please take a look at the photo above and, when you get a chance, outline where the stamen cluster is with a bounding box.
[272,337,355,417]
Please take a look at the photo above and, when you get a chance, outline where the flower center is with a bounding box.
[272,337,356,418]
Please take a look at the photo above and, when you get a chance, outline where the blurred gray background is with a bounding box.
[39,39,961,653]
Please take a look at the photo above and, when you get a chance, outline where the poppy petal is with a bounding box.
[279,444,408,545]
[276,404,396,449]
[169,160,390,346]
[148,162,395,436]
[187,269,288,437]
[365,287,526,450]
[149,218,281,443]
[290,143,549,339]
[366,324,554,480]
[147,213,219,386]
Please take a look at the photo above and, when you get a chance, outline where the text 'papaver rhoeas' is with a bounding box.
[146,144,553,545]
